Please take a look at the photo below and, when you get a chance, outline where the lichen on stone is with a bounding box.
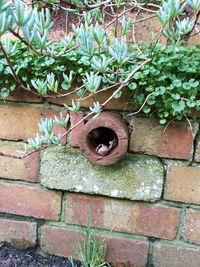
[40,147,164,201]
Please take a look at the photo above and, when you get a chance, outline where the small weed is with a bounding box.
[76,216,109,267]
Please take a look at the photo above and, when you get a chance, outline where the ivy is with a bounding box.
[0,39,199,125]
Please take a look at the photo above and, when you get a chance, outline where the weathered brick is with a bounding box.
[69,112,84,147]
[194,135,200,162]
[129,117,198,159]
[0,142,39,182]
[153,243,200,267]
[183,209,200,245]
[0,218,37,248]
[65,194,180,240]
[164,166,200,204]
[0,105,67,142]
[3,88,42,103]
[48,88,133,111]
[0,182,61,220]
[41,225,149,266]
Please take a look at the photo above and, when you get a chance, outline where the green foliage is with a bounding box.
[0,0,199,143]
[77,217,107,267]
[131,44,200,123]
[1,38,200,127]
[27,115,68,149]
[157,0,199,44]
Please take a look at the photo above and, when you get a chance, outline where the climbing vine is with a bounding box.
[0,0,199,150]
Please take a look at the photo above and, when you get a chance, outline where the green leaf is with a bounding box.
[114,91,122,98]
[160,118,167,124]
[143,107,151,113]
[173,79,182,87]
[133,72,142,80]
[183,82,191,90]
[61,82,70,90]
[147,96,156,105]
[128,82,137,90]
[172,93,180,100]
[155,86,165,95]
[0,88,9,98]
[172,100,185,112]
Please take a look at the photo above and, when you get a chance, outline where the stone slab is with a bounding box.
[40,147,163,201]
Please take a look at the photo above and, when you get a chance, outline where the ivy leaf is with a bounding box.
[183,82,191,90]
[133,72,142,80]
[155,86,165,95]
[172,94,180,100]
[147,96,156,105]
[128,82,137,90]
[114,91,122,98]
[173,79,182,87]
[172,100,185,112]
[160,118,167,124]
[186,100,195,107]
[143,107,151,113]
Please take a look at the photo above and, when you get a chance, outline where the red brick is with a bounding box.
[41,225,149,266]
[153,243,200,267]
[194,135,200,162]
[69,112,84,147]
[0,218,37,248]
[0,105,67,142]
[3,88,42,103]
[0,142,39,182]
[0,182,61,220]
[65,194,180,240]
[48,88,133,111]
[129,118,198,159]
[164,166,200,204]
[183,209,200,245]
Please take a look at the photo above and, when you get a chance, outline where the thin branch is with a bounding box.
[126,92,154,116]
[45,85,85,99]
[101,58,151,108]
[132,9,143,54]
[9,28,78,58]
[105,8,156,29]
[76,83,119,101]
[9,28,42,56]
[184,113,196,139]
[0,41,21,83]
[105,7,134,28]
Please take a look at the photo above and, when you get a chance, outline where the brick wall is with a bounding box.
[1,6,200,266]
[1,93,200,267]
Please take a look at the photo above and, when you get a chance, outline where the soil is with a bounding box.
[0,245,82,267]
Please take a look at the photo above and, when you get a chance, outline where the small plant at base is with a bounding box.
[77,217,108,267]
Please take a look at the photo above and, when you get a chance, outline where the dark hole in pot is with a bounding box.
[87,127,118,156]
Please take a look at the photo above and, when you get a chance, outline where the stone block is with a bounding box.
[40,147,164,201]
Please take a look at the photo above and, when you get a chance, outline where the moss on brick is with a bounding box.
[40,147,164,201]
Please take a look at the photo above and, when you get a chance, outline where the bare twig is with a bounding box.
[184,113,196,139]
[101,58,151,108]
[9,28,78,58]
[76,83,119,101]
[132,9,143,54]
[126,92,154,116]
